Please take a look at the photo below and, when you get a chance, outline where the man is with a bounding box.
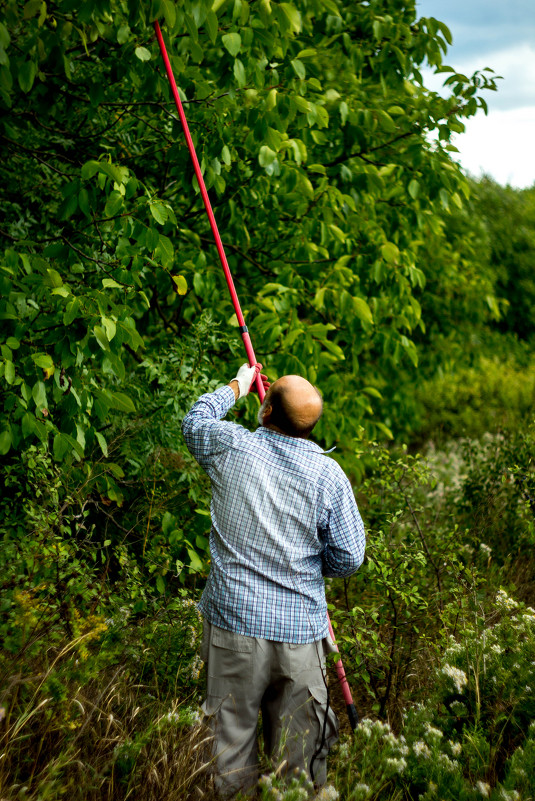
[182,363,365,797]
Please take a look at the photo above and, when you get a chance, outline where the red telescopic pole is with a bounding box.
[153,19,358,730]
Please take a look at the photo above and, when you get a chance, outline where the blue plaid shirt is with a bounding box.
[182,386,366,643]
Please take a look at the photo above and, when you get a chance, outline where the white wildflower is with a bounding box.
[476,781,491,797]
[338,742,349,759]
[424,723,443,741]
[413,741,431,758]
[386,757,407,773]
[496,589,518,611]
[383,732,398,747]
[499,790,520,801]
[190,654,202,680]
[449,740,462,756]
[438,753,456,772]
[259,774,273,789]
[480,543,492,555]
[442,663,468,693]
[398,744,409,756]
[490,644,503,654]
[353,784,370,797]
[314,786,339,801]
[445,640,463,657]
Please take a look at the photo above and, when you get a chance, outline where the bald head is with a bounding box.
[258,375,323,438]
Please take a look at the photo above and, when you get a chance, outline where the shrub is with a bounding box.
[414,356,535,443]
[329,590,535,801]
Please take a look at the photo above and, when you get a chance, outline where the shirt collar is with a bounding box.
[255,426,335,454]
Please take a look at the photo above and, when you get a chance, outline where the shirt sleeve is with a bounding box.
[182,385,247,469]
[319,469,366,578]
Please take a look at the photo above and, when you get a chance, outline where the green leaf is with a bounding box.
[117,24,131,44]
[0,428,12,455]
[102,278,123,289]
[222,32,241,57]
[94,326,110,351]
[104,190,123,217]
[233,58,246,87]
[63,298,80,326]
[45,268,63,288]
[95,430,108,457]
[24,0,41,18]
[259,146,276,167]
[51,286,70,298]
[187,548,204,572]
[353,297,374,325]
[109,392,136,413]
[4,359,15,384]
[53,433,71,461]
[21,412,35,438]
[0,22,11,50]
[205,10,218,43]
[291,59,306,80]
[279,3,302,33]
[221,145,231,166]
[32,353,54,370]
[172,274,188,295]
[381,242,399,264]
[18,60,37,93]
[150,202,168,225]
[293,96,310,113]
[81,160,129,185]
[135,46,152,61]
[32,380,47,409]
[408,179,420,199]
[156,233,174,266]
[102,316,116,342]
[375,422,394,439]
[162,0,176,28]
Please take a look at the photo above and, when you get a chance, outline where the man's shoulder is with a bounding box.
[316,453,352,489]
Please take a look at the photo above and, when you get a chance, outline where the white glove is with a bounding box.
[232,363,258,399]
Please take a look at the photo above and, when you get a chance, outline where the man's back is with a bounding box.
[182,385,365,643]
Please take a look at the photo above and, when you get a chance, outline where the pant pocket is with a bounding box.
[308,685,339,753]
[207,626,254,691]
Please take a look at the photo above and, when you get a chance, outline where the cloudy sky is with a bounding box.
[416,0,535,188]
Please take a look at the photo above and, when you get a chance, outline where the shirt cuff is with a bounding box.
[215,384,236,411]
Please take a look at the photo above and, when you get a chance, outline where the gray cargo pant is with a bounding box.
[200,620,339,798]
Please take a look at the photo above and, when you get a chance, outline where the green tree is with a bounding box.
[0,0,498,466]
[472,177,535,340]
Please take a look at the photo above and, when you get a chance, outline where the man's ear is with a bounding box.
[261,403,272,423]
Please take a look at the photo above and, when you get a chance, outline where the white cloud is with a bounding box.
[416,0,535,187]
[422,44,535,110]
[450,106,535,188]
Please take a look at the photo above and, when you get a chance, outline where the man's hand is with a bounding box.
[229,363,270,400]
